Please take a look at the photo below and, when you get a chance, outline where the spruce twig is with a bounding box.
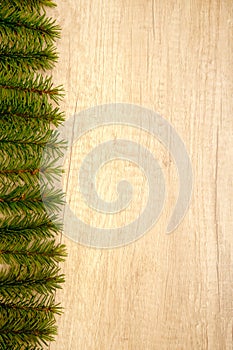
[0,209,60,230]
[0,186,64,214]
[0,1,66,348]
[0,294,63,316]
[0,315,57,348]
[5,0,57,12]
[0,237,67,267]
[0,221,62,240]
[0,98,65,126]
[0,73,64,104]
[0,8,61,45]
[0,42,58,72]
[0,264,65,298]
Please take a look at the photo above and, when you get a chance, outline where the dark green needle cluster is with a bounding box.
[0,1,67,349]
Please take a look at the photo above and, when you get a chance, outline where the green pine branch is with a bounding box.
[0,116,66,185]
[1,132,66,161]
[0,1,66,348]
[0,116,51,142]
[0,220,61,240]
[0,144,64,175]
[0,345,43,350]
[0,143,44,170]
[0,185,64,213]
[0,164,64,190]
[0,117,67,154]
[0,72,64,104]
[0,207,59,230]
[3,0,57,12]
[0,42,58,72]
[0,168,64,200]
[0,7,61,45]
[0,167,63,189]
[0,294,62,316]
[0,315,57,348]
[0,97,65,126]
[1,140,65,163]
[0,188,64,240]
[0,264,65,298]
[0,236,67,267]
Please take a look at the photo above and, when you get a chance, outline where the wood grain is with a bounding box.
[48,0,233,349]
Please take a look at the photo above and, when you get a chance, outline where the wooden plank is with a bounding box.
[48,0,233,349]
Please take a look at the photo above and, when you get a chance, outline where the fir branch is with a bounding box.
[0,7,61,45]
[0,142,42,170]
[0,208,59,230]
[0,216,62,236]
[0,97,65,126]
[0,141,65,174]
[0,186,64,214]
[0,237,67,267]
[0,168,41,175]
[0,115,51,143]
[0,72,64,104]
[0,184,64,205]
[0,223,61,241]
[0,116,67,153]
[0,315,57,348]
[0,42,58,72]
[2,0,57,12]
[0,1,66,348]
[0,166,63,192]
[0,264,65,297]
[0,344,43,350]
[0,163,64,189]
[0,135,66,158]
[1,141,65,160]
[0,294,62,316]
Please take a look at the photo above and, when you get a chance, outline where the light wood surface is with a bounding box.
[48,1,232,349]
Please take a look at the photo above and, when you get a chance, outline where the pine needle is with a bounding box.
[0,1,66,348]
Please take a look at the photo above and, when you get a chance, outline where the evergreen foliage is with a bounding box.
[0,1,67,348]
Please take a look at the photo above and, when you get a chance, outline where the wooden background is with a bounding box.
[48,1,232,349]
